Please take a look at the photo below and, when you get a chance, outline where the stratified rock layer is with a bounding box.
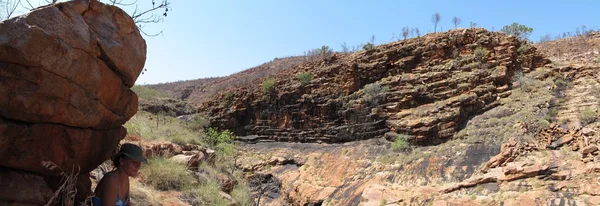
[202,28,548,144]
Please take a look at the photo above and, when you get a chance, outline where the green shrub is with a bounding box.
[554,78,568,88]
[262,77,274,93]
[224,92,234,101]
[297,72,313,86]
[362,42,375,50]
[205,128,236,155]
[579,107,598,126]
[391,134,410,152]
[140,157,196,191]
[517,44,529,54]
[473,47,488,61]
[596,56,600,63]
[452,49,460,58]
[519,76,546,93]
[363,83,389,105]
[364,83,387,96]
[319,45,333,56]
[188,115,209,131]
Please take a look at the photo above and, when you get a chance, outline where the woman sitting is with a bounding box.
[92,143,148,206]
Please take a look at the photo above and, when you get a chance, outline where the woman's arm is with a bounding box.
[126,179,132,206]
[98,176,118,206]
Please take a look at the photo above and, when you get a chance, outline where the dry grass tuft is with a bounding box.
[42,161,91,206]
[129,179,163,206]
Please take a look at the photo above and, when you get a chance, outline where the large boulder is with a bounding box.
[0,0,145,204]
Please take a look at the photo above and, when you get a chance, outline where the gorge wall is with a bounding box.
[201,28,549,145]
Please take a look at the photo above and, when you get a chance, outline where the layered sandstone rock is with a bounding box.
[201,28,549,144]
[0,0,145,204]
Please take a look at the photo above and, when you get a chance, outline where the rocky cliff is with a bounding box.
[228,32,600,205]
[0,0,145,204]
[201,28,549,145]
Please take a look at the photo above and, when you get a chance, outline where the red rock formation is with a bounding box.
[201,29,549,145]
[0,0,145,204]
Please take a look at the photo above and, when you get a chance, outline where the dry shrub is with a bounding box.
[129,179,162,206]
[42,161,90,206]
[139,157,196,191]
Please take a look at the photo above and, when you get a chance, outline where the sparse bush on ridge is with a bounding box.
[474,47,488,61]
[362,35,376,51]
[262,76,275,93]
[362,42,375,51]
[297,72,313,86]
[319,45,333,56]
[579,107,598,126]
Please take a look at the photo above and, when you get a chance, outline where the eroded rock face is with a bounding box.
[201,29,549,145]
[0,0,145,204]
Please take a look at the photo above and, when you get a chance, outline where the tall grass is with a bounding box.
[182,178,229,206]
[132,85,172,100]
[140,157,196,191]
[125,111,202,145]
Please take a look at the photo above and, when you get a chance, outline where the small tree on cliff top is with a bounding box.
[401,27,410,40]
[452,16,461,29]
[501,22,533,42]
[431,12,441,33]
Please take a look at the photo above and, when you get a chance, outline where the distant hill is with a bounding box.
[146,55,318,106]
[145,77,223,101]
[536,31,600,64]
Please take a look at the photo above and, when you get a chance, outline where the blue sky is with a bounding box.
[14,1,600,85]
